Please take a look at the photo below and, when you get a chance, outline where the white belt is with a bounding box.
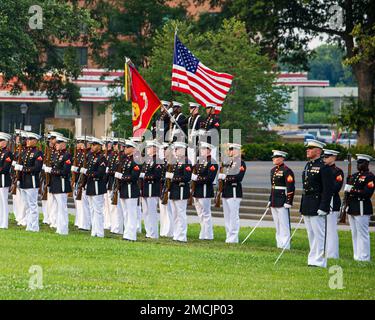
[273,186,287,191]
[128,184,131,198]
[360,201,364,216]
[95,181,99,195]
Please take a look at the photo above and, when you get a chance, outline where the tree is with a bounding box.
[112,18,290,141]
[89,0,187,69]
[199,0,375,146]
[0,0,98,108]
[308,45,356,87]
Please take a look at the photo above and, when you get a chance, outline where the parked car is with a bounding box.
[278,131,316,142]
[306,129,334,143]
[336,132,357,147]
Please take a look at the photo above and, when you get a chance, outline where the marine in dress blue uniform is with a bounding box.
[0,132,13,229]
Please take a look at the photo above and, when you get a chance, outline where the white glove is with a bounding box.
[44,166,52,174]
[191,173,198,181]
[344,184,353,192]
[80,168,88,175]
[284,203,292,209]
[165,172,174,180]
[218,173,226,180]
[106,167,109,173]
[71,166,79,173]
[12,161,16,167]
[42,164,46,170]
[317,209,328,216]
[15,164,23,171]
[114,172,123,179]
[168,108,173,114]
[139,172,145,179]
[266,201,271,208]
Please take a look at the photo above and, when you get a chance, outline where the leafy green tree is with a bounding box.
[109,18,291,141]
[199,0,375,146]
[0,0,98,108]
[308,45,356,86]
[89,0,187,68]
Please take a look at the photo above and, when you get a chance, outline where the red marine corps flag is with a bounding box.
[124,58,161,137]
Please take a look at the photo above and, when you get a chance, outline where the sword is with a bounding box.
[241,206,270,245]
[274,215,304,265]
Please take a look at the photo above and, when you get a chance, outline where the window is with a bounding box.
[48,47,88,66]
[55,100,78,118]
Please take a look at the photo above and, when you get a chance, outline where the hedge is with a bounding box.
[241,143,375,161]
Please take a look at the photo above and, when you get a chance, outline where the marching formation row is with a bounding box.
[0,100,373,268]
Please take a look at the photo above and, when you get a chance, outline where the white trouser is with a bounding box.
[13,188,26,226]
[42,199,49,224]
[104,191,111,230]
[170,199,188,242]
[222,198,241,243]
[304,215,327,268]
[52,193,69,235]
[87,194,104,237]
[194,197,214,240]
[141,197,159,239]
[137,203,142,233]
[159,198,174,237]
[120,198,138,241]
[348,214,371,262]
[75,190,91,230]
[110,194,124,234]
[47,192,57,228]
[187,147,197,166]
[0,187,9,229]
[271,207,291,249]
[326,211,339,259]
[20,188,39,232]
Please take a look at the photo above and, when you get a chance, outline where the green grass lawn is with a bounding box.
[0,214,374,300]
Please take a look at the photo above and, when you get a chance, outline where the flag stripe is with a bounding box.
[171,82,213,107]
[173,65,231,93]
[172,71,228,99]
[172,76,225,104]
[199,63,234,81]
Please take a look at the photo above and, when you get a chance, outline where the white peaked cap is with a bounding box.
[323,149,340,156]
[161,100,170,107]
[145,139,160,148]
[130,136,142,143]
[228,143,242,150]
[91,137,104,145]
[272,150,288,158]
[56,136,69,143]
[189,102,200,108]
[199,141,215,149]
[356,154,373,162]
[305,139,326,149]
[49,131,64,138]
[26,132,41,140]
[172,101,183,107]
[0,132,11,141]
[85,136,94,142]
[124,139,137,148]
[173,141,188,149]
[206,103,217,108]
[75,136,86,141]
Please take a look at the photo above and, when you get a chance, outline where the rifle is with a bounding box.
[41,144,52,201]
[71,143,78,190]
[214,162,224,208]
[338,152,352,224]
[111,158,121,206]
[75,137,88,201]
[161,148,174,205]
[188,164,197,206]
[10,143,22,195]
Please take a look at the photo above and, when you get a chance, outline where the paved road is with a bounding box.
[242,161,375,188]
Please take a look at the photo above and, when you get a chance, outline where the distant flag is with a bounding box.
[124,59,161,137]
[171,34,233,110]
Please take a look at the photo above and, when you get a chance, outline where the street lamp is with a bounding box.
[20,103,28,130]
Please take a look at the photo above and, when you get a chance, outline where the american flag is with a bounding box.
[171,35,233,107]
